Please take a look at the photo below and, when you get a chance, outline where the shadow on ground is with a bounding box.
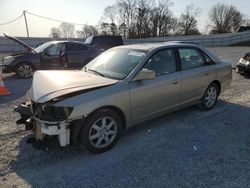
[8,100,250,187]
[0,75,32,105]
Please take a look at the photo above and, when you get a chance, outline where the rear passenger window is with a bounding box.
[144,49,176,76]
[178,48,205,70]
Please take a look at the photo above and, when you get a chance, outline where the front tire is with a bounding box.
[15,63,34,79]
[199,83,219,110]
[80,108,122,153]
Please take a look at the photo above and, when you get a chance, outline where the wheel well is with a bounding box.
[211,80,221,94]
[88,106,127,130]
[15,61,35,70]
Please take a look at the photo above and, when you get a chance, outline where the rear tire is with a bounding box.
[15,63,34,79]
[199,83,219,110]
[80,108,122,153]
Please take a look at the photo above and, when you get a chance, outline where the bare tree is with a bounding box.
[100,22,110,35]
[209,3,245,33]
[117,0,137,38]
[103,5,117,23]
[76,30,85,38]
[59,22,75,38]
[84,25,98,36]
[76,25,98,38]
[178,4,200,35]
[49,27,61,38]
[101,0,177,38]
[118,23,127,36]
[152,0,175,36]
[135,0,154,38]
[110,23,118,35]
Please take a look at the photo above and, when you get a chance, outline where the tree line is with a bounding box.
[49,0,247,39]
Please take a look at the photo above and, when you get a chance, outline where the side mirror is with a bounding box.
[133,69,156,81]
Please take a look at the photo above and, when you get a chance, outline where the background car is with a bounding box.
[236,52,250,75]
[85,35,123,50]
[16,42,232,153]
[0,34,101,78]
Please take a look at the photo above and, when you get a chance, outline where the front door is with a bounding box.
[40,43,63,69]
[129,48,181,122]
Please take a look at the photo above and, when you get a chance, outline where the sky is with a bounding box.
[0,0,249,37]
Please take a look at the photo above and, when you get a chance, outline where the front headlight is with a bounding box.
[2,56,14,65]
[34,103,73,121]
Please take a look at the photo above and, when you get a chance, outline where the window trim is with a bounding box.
[199,49,215,65]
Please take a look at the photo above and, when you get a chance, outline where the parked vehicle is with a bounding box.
[236,52,250,75]
[0,34,101,78]
[15,42,232,153]
[85,35,123,50]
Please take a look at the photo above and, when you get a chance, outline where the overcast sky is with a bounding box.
[0,0,249,37]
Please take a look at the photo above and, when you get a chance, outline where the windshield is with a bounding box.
[84,49,146,80]
[34,41,57,53]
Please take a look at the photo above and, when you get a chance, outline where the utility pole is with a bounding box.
[23,10,29,37]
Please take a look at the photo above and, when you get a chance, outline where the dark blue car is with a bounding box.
[0,34,101,78]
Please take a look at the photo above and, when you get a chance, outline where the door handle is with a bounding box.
[204,73,210,76]
[172,80,178,85]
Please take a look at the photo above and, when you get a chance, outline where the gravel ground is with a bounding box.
[0,47,250,187]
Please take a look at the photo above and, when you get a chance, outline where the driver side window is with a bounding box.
[144,49,176,76]
[45,43,62,56]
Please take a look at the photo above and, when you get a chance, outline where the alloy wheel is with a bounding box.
[205,86,217,108]
[17,64,33,78]
[88,116,118,149]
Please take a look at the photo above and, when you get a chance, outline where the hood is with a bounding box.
[29,70,118,103]
[4,33,36,53]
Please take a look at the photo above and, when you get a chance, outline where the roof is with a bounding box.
[113,41,221,63]
[114,41,200,51]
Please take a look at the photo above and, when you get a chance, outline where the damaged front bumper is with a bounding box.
[15,102,78,147]
[34,118,70,146]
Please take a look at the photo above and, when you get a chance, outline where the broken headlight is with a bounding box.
[2,56,14,65]
[33,103,73,121]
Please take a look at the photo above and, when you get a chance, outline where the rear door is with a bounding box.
[40,43,63,69]
[66,43,90,68]
[129,48,181,121]
[178,47,216,104]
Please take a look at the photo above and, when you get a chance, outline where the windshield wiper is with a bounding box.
[86,68,105,77]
